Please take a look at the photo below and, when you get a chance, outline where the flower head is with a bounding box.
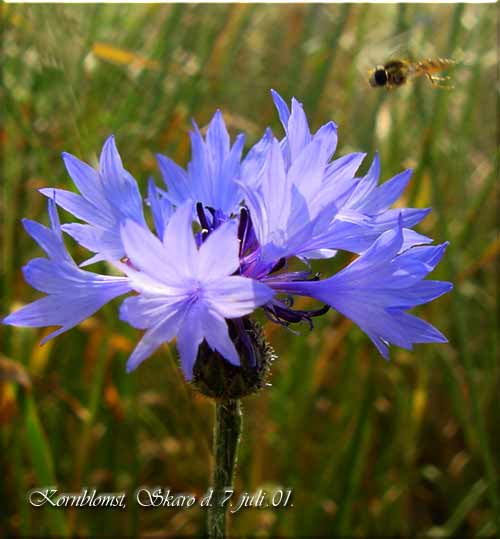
[116,202,273,378]
[3,91,452,381]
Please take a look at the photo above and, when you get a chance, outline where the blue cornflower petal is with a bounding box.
[343,152,380,204]
[161,202,199,278]
[188,123,212,203]
[311,121,338,162]
[3,200,131,342]
[271,89,291,127]
[41,136,145,264]
[120,219,181,287]
[22,219,69,263]
[156,153,191,207]
[287,97,312,161]
[147,178,173,240]
[61,152,116,221]
[122,299,188,372]
[197,220,240,279]
[287,136,332,201]
[357,169,413,214]
[204,277,274,318]
[61,223,124,265]
[372,208,432,230]
[206,110,230,175]
[39,188,115,229]
[175,302,240,380]
[271,90,338,167]
[342,154,431,243]
[99,136,145,222]
[175,311,205,379]
[198,306,240,366]
[241,127,274,184]
[218,133,245,212]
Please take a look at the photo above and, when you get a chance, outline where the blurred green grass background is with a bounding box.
[1,3,498,537]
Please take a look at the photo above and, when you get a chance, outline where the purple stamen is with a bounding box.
[238,207,249,256]
[264,299,330,330]
[196,202,210,241]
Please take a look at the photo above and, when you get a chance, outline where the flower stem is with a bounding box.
[208,399,242,538]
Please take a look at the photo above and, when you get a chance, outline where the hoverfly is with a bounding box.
[368,58,455,90]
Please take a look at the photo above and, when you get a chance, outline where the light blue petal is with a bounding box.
[343,225,404,275]
[271,89,291,129]
[311,121,338,162]
[22,218,69,262]
[62,223,124,261]
[198,220,240,280]
[287,97,311,161]
[392,242,449,273]
[176,304,204,380]
[361,169,413,214]
[147,178,173,239]
[347,153,380,206]
[120,295,184,329]
[157,153,192,206]
[241,127,273,185]
[162,202,198,279]
[206,110,230,178]
[380,281,453,308]
[61,152,112,214]
[375,208,431,229]
[188,124,212,203]
[22,258,70,294]
[324,152,366,187]
[200,307,239,366]
[204,275,274,318]
[125,303,187,372]
[99,135,145,223]
[392,312,448,344]
[4,273,130,340]
[120,219,179,285]
[219,133,245,212]
[40,188,114,229]
[288,137,330,201]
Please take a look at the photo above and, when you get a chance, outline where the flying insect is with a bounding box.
[368,57,455,89]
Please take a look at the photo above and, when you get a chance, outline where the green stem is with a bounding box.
[208,399,242,539]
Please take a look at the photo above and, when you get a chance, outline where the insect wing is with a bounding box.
[355,28,415,79]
